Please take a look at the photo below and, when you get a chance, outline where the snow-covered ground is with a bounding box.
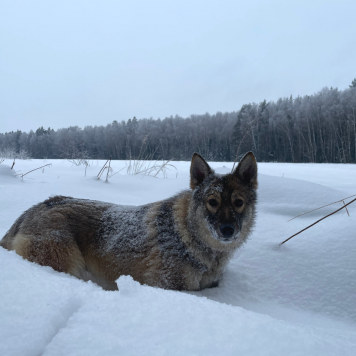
[1,159,355,356]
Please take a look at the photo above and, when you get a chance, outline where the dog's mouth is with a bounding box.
[219,230,240,242]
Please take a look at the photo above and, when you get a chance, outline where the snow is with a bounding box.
[1,159,356,355]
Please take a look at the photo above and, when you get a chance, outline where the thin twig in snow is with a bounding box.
[20,164,52,180]
[109,165,126,178]
[105,157,112,182]
[280,197,356,245]
[288,194,356,221]
[343,200,350,217]
[97,158,110,179]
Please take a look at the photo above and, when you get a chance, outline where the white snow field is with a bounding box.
[1,159,356,356]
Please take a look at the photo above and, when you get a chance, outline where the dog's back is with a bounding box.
[1,152,258,291]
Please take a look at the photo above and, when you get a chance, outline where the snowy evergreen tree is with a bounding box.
[1,84,356,163]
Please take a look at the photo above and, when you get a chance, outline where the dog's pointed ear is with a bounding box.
[190,153,213,190]
[233,152,258,188]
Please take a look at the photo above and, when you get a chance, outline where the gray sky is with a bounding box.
[1,0,355,133]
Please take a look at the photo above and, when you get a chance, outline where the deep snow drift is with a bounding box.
[1,159,355,355]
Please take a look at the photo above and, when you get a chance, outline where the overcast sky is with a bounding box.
[1,0,355,133]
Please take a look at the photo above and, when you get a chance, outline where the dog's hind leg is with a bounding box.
[11,232,86,278]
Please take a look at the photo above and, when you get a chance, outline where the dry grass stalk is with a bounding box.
[109,166,126,178]
[288,194,356,221]
[132,160,176,178]
[18,164,52,180]
[280,197,356,245]
[105,157,112,182]
[97,158,110,179]
[126,136,176,178]
[343,200,350,217]
[231,129,250,172]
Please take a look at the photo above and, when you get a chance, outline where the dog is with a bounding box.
[0,152,257,291]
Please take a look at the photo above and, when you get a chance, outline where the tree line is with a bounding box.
[1,80,356,163]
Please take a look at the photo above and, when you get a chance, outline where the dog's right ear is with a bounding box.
[233,151,258,189]
[190,153,213,190]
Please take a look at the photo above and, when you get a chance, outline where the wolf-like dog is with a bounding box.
[0,152,257,291]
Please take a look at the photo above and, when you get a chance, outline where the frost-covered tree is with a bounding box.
[1,84,356,163]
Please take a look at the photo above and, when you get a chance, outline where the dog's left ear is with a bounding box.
[233,152,258,189]
[190,153,213,190]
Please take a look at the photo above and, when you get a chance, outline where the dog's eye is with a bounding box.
[234,199,244,208]
[208,199,219,207]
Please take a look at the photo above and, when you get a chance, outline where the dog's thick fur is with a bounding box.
[0,152,258,291]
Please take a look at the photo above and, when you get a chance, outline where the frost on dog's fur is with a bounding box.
[0,152,258,291]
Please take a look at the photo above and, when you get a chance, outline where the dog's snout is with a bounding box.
[219,223,235,238]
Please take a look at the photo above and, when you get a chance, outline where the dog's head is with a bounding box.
[190,152,257,244]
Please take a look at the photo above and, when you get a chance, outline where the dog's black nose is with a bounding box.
[220,223,235,238]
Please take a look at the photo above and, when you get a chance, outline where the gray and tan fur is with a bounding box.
[0,152,258,291]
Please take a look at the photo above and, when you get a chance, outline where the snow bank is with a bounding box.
[1,250,355,356]
[1,159,355,355]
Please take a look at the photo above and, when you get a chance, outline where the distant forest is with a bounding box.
[1,80,356,163]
